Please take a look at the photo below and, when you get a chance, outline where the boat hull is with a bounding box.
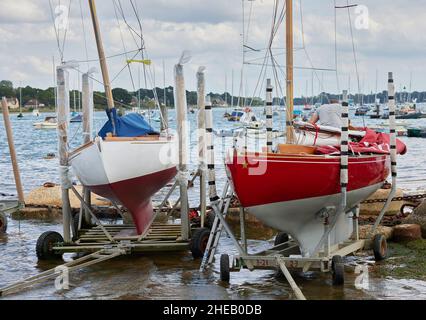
[69,138,177,235]
[226,152,389,256]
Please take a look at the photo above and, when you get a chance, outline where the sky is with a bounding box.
[0,0,426,98]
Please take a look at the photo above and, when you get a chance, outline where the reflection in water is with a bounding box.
[1,109,426,299]
[1,218,426,300]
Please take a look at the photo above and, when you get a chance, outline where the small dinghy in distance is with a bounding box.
[33,116,57,129]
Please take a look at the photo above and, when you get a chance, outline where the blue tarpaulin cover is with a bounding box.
[98,108,158,138]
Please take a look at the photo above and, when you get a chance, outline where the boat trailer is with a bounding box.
[200,77,399,300]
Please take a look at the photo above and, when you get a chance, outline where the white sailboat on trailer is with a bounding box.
[69,0,176,235]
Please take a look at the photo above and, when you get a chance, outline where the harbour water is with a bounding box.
[1,107,426,300]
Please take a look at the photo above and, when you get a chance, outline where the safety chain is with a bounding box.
[361,193,426,204]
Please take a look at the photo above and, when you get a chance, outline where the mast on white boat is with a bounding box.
[88,0,116,135]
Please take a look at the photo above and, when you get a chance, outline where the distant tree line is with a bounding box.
[1,79,423,111]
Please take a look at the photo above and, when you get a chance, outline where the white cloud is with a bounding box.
[0,0,425,96]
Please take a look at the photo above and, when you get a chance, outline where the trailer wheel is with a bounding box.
[274,232,289,246]
[36,231,64,260]
[190,228,211,258]
[220,254,230,282]
[373,234,387,261]
[0,213,7,233]
[331,255,345,286]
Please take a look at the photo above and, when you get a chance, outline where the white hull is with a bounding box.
[246,183,382,257]
[69,137,176,187]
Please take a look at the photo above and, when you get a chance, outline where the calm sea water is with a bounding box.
[0,106,425,300]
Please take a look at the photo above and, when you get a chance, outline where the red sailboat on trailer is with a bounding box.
[225,0,407,257]
[69,0,176,235]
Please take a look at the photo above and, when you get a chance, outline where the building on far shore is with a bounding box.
[24,99,45,109]
[6,97,20,110]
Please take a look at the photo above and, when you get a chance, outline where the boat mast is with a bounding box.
[285,0,294,143]
[88,0,115,117]
[19,85,22,114]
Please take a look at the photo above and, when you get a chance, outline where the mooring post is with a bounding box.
[57,66,73,243]
[205,95,219,204]
[370,72,398,236]
[1,97,25,204]
[340,90,349,210]
[266,79,273,153]
[305,90,350,265]
[196,67,207,228]
[160,104,168,132]
[81,71,94,226]
[174,53,190,241]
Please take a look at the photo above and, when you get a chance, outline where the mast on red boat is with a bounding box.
[285,0,295,144]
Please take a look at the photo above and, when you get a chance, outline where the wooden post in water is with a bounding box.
[57,66,73,243]
[197,67,207,228]
[174,55,190,240]
[285,0,295,144]
[265,79,273,153]
[1,97,25,203]
[81,72,93,224]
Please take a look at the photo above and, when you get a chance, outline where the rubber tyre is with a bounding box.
[0,213,7,233]
[190,228,211,258]
[274,232,289,246]
[205,212,216,230]
[36,231,64,260]
[220,254,230,282]
[331,255,345,286]
[373,234,388,261]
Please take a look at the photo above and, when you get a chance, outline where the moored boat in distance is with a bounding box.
[33,116,57,129]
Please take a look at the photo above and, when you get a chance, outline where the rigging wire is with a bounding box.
[78,0,90,71]
[346,0,361,103]
[48,0,72,62]
[112,0,137,91]
[334,0,340,96]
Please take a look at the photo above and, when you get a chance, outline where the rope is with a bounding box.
[112,0,137,91]
[78,0,90,71]
[334,0,340,95]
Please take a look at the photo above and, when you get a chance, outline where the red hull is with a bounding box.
[89,167,177,234]
[226,153,389,208]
